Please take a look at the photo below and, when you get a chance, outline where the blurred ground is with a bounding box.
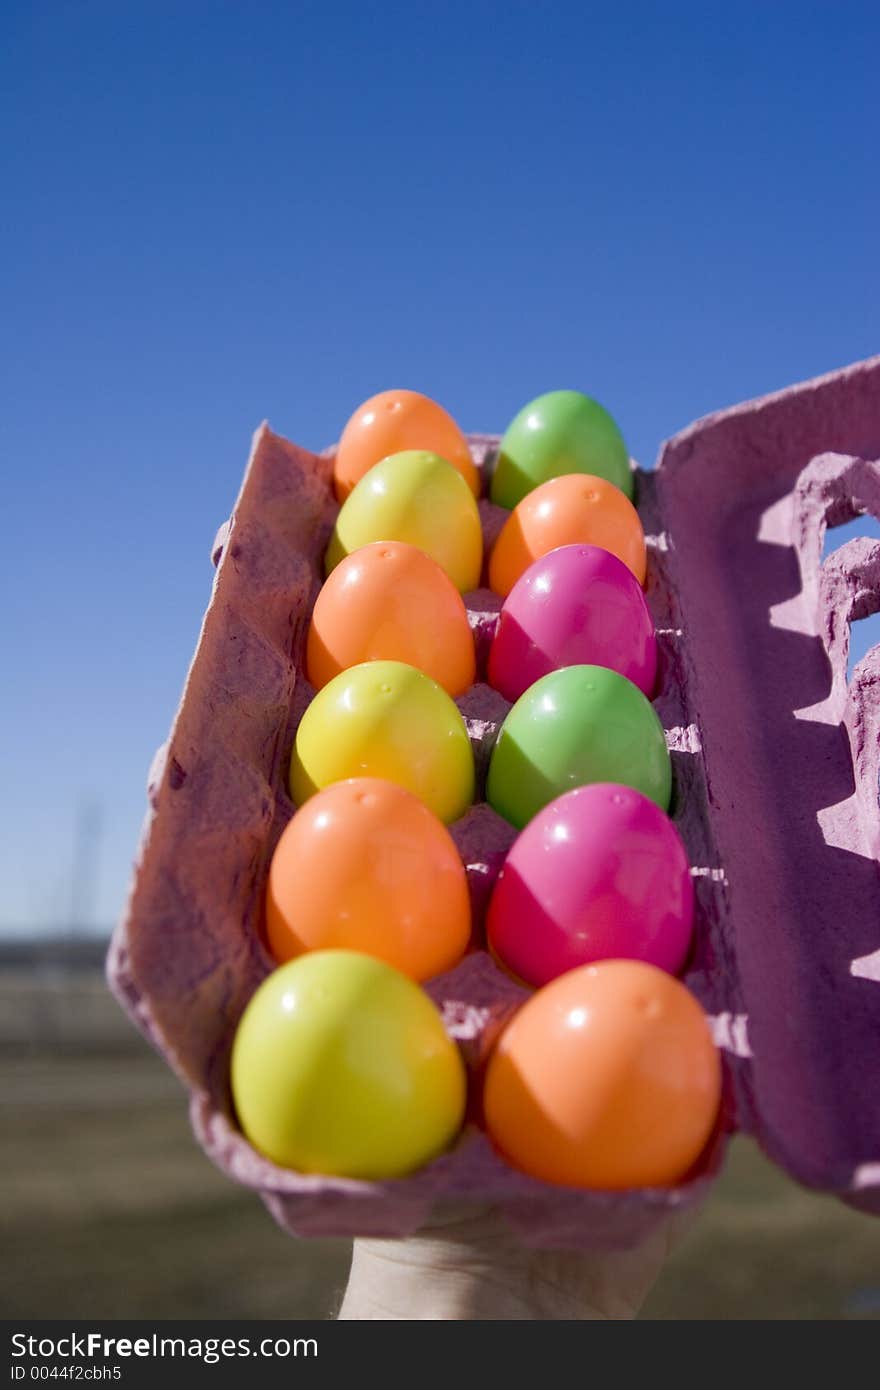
[2,958,880,1320]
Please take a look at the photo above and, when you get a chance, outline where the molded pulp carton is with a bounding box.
[107,355,880,1249]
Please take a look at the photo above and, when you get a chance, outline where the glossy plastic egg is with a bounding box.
[307,541,476,696]
[488,474,646,598]
[326,450,483,593]
[486,664,671,829]
[289,660,475,824]
[231,950,467,1178]
[266,778,471,981]
[333,389,479,501]
[487,784,693,987]
[488,544,657,702]
[483,960,721,1189]
[491,389,632,508]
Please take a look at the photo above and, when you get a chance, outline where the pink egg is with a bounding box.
[487,783,694,987]
[487,543,657,702]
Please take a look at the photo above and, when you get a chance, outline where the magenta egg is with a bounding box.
[487,543,658,702]
[487,783,694,987]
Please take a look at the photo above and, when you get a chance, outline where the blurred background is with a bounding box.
[2,0,880,1319]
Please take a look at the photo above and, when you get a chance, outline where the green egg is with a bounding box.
[486,665,671,830]
[491,390,632,508]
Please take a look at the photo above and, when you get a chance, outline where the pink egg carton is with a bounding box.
[107,354,880,1250]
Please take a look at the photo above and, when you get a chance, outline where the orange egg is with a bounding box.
[488,474,647,597]
[307,541,476,696]
[483,960,721,1189]
[266,778,471,982]
[334,389,479,501]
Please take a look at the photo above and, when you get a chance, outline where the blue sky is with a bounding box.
[2,1,878,934]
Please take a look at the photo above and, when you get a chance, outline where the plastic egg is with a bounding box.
[333,389,479,501]
[231,950,467,1178]
[307,541,476,696]
[483,960,721,1189]
[487,784,694,987]
[289,660,475,824]
[488,474,646,598]
[491,389,632,509]
[326,451,483,593]
[488,544,657,702]
[486,664,671,829]
[266,778,471,981]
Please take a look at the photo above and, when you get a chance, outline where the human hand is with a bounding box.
[337,1202,694,1320]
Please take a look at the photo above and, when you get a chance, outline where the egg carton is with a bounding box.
[106,353,880,1250]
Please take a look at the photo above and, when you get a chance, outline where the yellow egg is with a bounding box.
[289,660,475,824]
[325,450,483,593]
[231,950,467,1178]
